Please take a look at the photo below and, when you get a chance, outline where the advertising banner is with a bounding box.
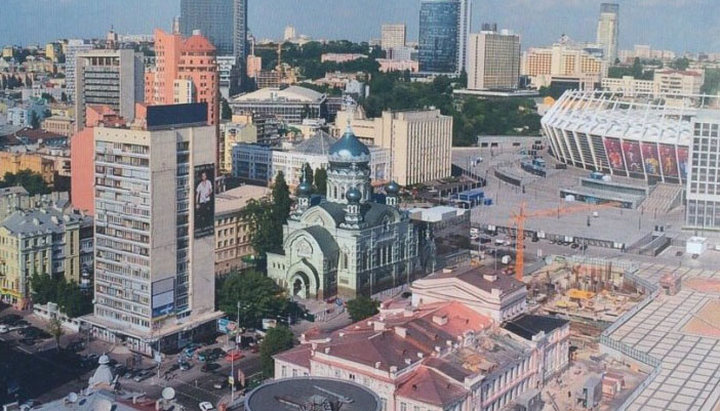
[622,140,643,176]
[677,147,689,180]
[641,143,661,176]
[604,138,626,173]
[194,164,215,238]
[659,144,678,178]
[151,278,175,318]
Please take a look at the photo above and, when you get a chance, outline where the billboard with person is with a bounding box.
[660,144,678,178]
[604,138,626,173]
[622,140,643,177]
[677,147,689,180]
[641,143,661,176]
[194,164,215,238]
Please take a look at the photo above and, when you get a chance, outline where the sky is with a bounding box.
[1,0,718,53]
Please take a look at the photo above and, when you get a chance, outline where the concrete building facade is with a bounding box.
[335,109,453,186]
[596,3,619,62]
[230,86,328,125]
[467,30,521,91]
[64,39,94,101]
[522,41,606,89]
[686,111,720,230]
[86,103,221,355]
[214,185,271,276]
[381,24,407,51]
[75,49,144,131]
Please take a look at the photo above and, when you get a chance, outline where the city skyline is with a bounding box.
[1,0,718,54]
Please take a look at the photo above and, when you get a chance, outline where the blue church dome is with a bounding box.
[386,181,400,195]
[346,187,362,203]
[329,129,370,162]
[297,180,312,196]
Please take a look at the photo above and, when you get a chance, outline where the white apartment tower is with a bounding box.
[89,103,221,355]
[467,29,521,90]
[596,3,619,63]
[64,39,94,101]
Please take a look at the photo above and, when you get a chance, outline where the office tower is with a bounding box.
[145,29,219,127]
[381,24,407,51]
[596,3,619,63]
[467,28,521,90]
[64,39,94,101]
[180,0,244,58]
[419,0,471,75]
[87,103,221,355]
[75,49,144,130]
[686,111,720,230]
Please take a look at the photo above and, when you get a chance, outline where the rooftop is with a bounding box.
[245,377,381,411]
[233,85,326,104]
[215,185,272,215]
[502,314,569,341]
[2,206,89,235]
[293,130,337,155]
[428,265,526,296]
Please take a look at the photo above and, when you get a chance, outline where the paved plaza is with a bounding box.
[608,262,720,411]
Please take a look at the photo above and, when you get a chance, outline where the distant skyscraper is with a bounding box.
[180,0,247,61]
[381,24,406,51]
[418,0,471,75]
[467,28,521,91]
[596,3,619,63]
[284,25,297,42]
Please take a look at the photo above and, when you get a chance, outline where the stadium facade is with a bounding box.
[541,91,702,184]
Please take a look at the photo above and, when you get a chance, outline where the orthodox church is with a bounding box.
[267,125,420,299]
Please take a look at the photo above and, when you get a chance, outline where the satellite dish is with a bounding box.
[67,392,79,403]
[162,387,176,401]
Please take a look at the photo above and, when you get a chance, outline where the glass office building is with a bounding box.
[180,0,247,60]
[418,0,469,75]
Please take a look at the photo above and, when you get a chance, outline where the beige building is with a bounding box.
[214,185,271,276]
[601,75,656,96]
[381,24,406,51]
[86,103,221,355]
[0,203,92,309]
[655,69,704,95]
[42,116,75,137]
[467,29,521,90]
[220,121,257,173]
[522,41,606,89]
[334,108,452,186]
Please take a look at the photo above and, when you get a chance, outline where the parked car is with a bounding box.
[225,350,243,362]
[0,314,22,325]
[183,343,202,357]
[213,380,228,390]
[123,369,136,379]
[201,363,219,373]
[20,337,36,346]
[179,362,192,371]
[0,325,9,334]
[199,402,215,411]
[133,370,152,382]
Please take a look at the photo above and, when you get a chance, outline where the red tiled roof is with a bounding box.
[274,344,312,370]
[396,366,468,407]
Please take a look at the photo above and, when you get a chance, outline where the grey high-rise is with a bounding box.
[596,3,619,63]
[418,0,471,75]
[180,0,247,60]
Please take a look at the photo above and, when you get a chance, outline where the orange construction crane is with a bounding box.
[510,201,620,282]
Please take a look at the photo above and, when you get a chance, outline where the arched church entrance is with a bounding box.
[291,271,311,299]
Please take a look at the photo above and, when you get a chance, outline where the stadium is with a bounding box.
[539,91,716,185]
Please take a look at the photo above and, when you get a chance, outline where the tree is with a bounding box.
[272,171,291,223]
[60,91,68,102]
[217,270,292,328]
[314,168,327,195]
[221,98,232,120]
[670,57,690,71]
[30,111,40,129]
[0,170,51,195]
[48,317,64,351]
[25,76,32,88]
[346,295,379,322]
[301,163,314,188]
[260,326,294,377]
[29,273,92,318]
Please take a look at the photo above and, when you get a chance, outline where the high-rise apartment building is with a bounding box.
[467,29,521,90]
[686,111,720,230]
[596,3,619,63]
[75,49,144,131]
[64,39,94,101]
[381,24,406,51]
[418,0,471,75]
[522,40,606,89]
[145,29,219,127]
[87,103,221,354]
[180,0,247,60]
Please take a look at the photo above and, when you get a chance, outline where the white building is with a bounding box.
[467,29,521,91]
[596,3,619,62]
[686,111,720,230]
[381,24,406,51]
[86,103,222,355]
[601,76,656,96]
[655,69,704,96]
[64,39,94,101]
